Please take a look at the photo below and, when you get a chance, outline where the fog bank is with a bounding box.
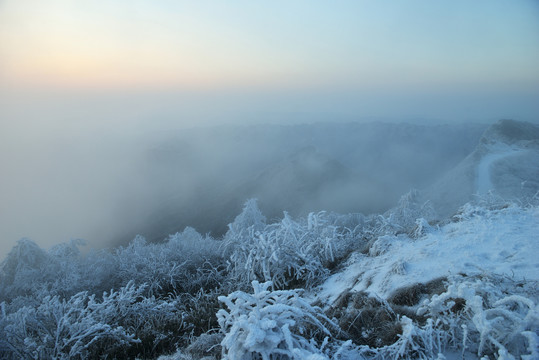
[2,85,536,258]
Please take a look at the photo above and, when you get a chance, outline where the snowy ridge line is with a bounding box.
[476,144,528,195]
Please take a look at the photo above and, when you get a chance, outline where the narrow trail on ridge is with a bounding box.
[476,147,526,195]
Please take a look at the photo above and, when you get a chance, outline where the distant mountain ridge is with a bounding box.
[236,146,390,220]
[422,119,539,217]
[116,121,487,244]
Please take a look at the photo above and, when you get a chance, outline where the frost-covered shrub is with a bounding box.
[0,239,54,302]
[326,273,538,360]
[114,229,223,296]
[227,198,267,236]
[46,239,87,296]
[46,239,113,299]
[452,195,525,225]
[417,275,539,359]
[0,288,138,359]
[182,332,224,360]
[328,291,404,349]
[0,239,117,305]
[355,316,448,360]
[323,212,366,236]
[387,278,447,308]
[302,211,357,268]
[2,196,535,359]
[166,228,226,292]
[173,287,225,339]
[374,189,436,237]
[357,190,438,257]
[75,248,118,297]
[88,281,191,357]
[0,281,189,360]
[223,200,357,290]
[397,189,436,223]
[224,216,330,289]
[217,281,335,360]
[0,227,226,359]
[326,291,449,360]
[114,235,184,296]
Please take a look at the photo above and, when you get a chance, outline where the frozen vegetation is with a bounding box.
[1,195,537,359]
[1,120,538,359]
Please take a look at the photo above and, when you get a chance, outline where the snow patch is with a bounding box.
[318,204,539,303]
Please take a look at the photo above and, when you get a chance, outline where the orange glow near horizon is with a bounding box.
[1,0,538,92]
[1,37,316,91]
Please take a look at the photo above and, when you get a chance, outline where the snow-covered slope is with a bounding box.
[423,119,539,217]
[317,203,539,304]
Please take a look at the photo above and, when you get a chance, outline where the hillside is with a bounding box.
[237,146,390,218]
[1,120,537,359]
[119,121,485,244]
[1,197,537,359]
[423,119,539,217]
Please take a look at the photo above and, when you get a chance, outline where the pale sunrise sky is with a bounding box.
[0,0,538,131]
[2,0,539,90]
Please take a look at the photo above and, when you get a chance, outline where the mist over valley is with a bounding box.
[124,121,487,245]
[1,1,539,358]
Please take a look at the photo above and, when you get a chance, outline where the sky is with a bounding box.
[1,0,539,130]
[0,0,539,257]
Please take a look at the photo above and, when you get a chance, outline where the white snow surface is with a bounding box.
[476,144,528,195]
[317,204,539,304]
